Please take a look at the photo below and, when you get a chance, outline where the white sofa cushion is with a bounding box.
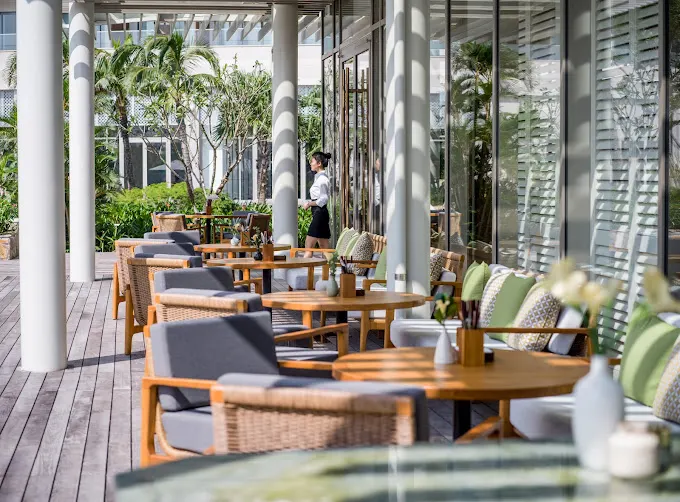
[547,307,584,355]
[390,319,509,350]
[511,394,680,440]
[286,267,326,290]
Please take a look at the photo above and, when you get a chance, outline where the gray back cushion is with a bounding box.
[144,230,201,246]
[217,373,430,442]
[135,243,195,256]
[160,288,263,312]
[155,267,235,293]
[151,313,279,412]
[366,252,381,279]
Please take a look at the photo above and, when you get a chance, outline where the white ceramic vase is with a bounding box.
[326,277,339,297]
[230,236,240,246]
[433,325,456,366]
[572,354,624,470]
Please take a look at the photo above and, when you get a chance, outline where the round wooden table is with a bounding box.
[332,347,590,440]
[207,257,327,294]
[195,243,291,257]
[185,214,241,244]
[261,291,426,348]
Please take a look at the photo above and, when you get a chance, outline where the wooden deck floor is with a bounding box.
[0,253,498,501]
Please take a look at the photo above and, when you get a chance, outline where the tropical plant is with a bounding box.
[299,86,322,156]
[95,37,148,188]
[129,33,219,205]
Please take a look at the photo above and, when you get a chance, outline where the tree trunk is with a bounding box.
[117,98,134,189]
[257,140,270,203]
[177,120,196,205]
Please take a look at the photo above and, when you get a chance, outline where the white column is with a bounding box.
[17,0,67,371]
[385,0,430,318]
[69,0,95,282]
[272,3,298,247]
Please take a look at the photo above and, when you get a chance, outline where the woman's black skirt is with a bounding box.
[308,205,331,239]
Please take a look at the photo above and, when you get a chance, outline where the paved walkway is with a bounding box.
[0,253,497,501]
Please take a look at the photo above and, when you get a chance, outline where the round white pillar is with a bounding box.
[69,0,95,283]
[386,0,430,318]
[17,0,67,371]
[272,3,299,247]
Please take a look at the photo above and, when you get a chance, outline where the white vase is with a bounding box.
[230,236,240,246]
[326,277,339,297]
[433,325,456,366]
[572,354,624,470]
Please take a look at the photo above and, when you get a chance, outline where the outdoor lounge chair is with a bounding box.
[140,313,423,465]
[134,242,201,262]
[112,238,174,320]
[154,266,262,296]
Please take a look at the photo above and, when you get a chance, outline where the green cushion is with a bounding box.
[461,262,490,302]
[487,274,537,342]
[374,249,388,281]
[336,229,356,255]
[343,233,361,257]
[620,303,680,407]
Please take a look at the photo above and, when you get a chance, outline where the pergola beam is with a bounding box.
[257,16,271,42]
[241,14,262,39]
[224,13,245,42]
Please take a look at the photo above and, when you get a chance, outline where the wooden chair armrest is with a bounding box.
[274,323,349,343]
[277,360,333,371]
[144,306,157,337]
[431,280,463,288]
[363,279,387,291]
[290,247,335,257]
[482,327,591,335]
[234,278,263,294]
[142,376,215,391]
[344,259,378,268]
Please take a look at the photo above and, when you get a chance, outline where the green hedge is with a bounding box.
[95,183,313,251]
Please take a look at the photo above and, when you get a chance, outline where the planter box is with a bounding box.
[0,230,18,260]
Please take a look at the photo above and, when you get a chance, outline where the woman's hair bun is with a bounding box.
[324,152,332,160]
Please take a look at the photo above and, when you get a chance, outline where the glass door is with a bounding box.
[340,47,371,232]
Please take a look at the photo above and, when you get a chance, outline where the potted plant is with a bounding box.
[542,259,622,470]
[433,292,458,365]
[249,227,264,261]
[325,251,340,297]
[230,222,244,246]
[338,256,356,298]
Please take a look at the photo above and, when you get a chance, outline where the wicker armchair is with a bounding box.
[125,257,195,355]
[210,373,424,454]
[141,313,353,466]
[112,238,173,320]
[156,214,187,232]
[153,291,254,323]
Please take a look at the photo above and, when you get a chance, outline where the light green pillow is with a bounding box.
[461,262,490,302]
[342,233,361,258]
[620,303,680,407]
[487,274,536,342]
[374,249,388,281]
[336,228,356,255]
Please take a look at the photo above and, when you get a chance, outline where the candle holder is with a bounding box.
[340,273,356,298]
[457,328,485,367]
[262,243,274,262]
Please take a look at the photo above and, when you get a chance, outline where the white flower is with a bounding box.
[643,268,680,314]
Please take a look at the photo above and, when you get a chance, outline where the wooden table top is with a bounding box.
[261,290,426,312]
[332,348,590,401]
[184,214,242,219]
[195,243,291,253]
[206,256,326,270]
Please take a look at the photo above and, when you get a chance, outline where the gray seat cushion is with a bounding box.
[150,313,279,412]
[286,267,325,290]
[216,373,430,442]
[133,252,203,268]
[144,230,201,246]
[160,288,263,312]
[135,243,196,257]
[155,267,235,293]
[160,406,213,454]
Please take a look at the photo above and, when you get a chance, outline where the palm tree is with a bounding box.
[128,33,219,204]
[95,37,147,189]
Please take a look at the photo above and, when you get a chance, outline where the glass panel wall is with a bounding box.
[430,0,447,251]
[449,4,494,263]
[593,0,660,352]
[341,0,371,41]
[670,0,680,284]
[498,0,562,273]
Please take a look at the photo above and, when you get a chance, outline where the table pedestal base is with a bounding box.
[453,401,471,440]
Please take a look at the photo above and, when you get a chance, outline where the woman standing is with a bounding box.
[303,152,332,256]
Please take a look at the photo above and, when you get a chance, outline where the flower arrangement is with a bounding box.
[642,268,680,313]
[542,259,621,354]
[249,226,264,250]
[326,250,339,276]
[434,292,458,325]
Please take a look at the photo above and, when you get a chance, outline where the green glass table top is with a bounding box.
[116,440,680,501]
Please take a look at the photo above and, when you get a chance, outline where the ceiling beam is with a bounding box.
[224,14,245,42]
[197,13,213,44]
[242,14,263,39]
[211,14,229,41]
[182,14,194,40]
[257,17,271,42]
[300,18,320,42]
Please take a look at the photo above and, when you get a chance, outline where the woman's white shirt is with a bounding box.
[309,171,329,207]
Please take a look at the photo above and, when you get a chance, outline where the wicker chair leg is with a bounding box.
[125,287,134,355]
[360,312,369,352]
[112,263,120,320]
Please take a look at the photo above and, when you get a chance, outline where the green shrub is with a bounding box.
[0,199,18,234]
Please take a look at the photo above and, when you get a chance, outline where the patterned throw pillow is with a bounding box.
[478,271,512,328]
[653,339,680,424]
[336,229,357,256]
[429,253,446,283]
[348,232,374,276]
[506,287,561,351]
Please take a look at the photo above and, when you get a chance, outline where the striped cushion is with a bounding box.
[653,339,680,424]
